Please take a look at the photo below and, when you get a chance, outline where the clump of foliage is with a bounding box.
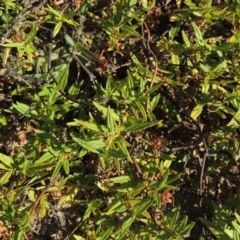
[0,0,240,239]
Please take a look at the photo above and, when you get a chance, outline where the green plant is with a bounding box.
[200,189,240,239]
[1,0,240,239]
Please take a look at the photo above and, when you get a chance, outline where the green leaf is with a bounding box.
[56,64,69,91]
[107,175,130,183]
[190,103,204,119]
[166,173,182,185]
[235,213,240,224]
[169,25,180,39]
[77,43,102,63]
[134,101,147,120]
[72,235,86,240]
[97,226,114,240]
[212,60,227,73]
[53,21,62,37]
[180,222,195,235]
[108,149,127,158]
[182,30,191,47]
[125,120,159,131]
[191,21,203,46]
[26,24,37,43]
[232,220,240,235]
[71,135,105,153]
[106,199,125,215]
[0,153,14,170]
[171,53,180,65]
[62,158,69,175]
[119,216,135,236]
[175,215,188,232]
[64,34,75,47]
[228,110,240,126]
[115,137,132,162]
[93,101,119,121]
[0,42,25,48]
[52,159,63,180]
[200,218,232,239]
[135,198,153,215]
[216,110,227,119]
[107,106,115,133]
[3,47,10,65]
[122,24,142,38]
[46,4,62,17]
[168,207,180,227]
[83,205,92,221]
[150,94,160,111]
[12,102,37,116]
[35,151,56,164]
[28,161,56,172]
[131,182,148,196]
[67,119,108,133]
[156,170,169,190]
[0,170,13,185]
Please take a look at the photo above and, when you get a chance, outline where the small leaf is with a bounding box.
[67,119,108,133]
[175,215,188,232]
[125,120,159,131]
[122,25,142,38]
[74,42,102,64]
[169,25,181,39]
[107,175,130,183]
[36,151,55,164]
[200,218,231,239]
[191,21,203,45]
[180,222,195,235]
[120,216,135,235]
[62,158,69,175]
[93,101,119,121]
[150,94,160,111]
[56,64,69,91]
[108,149,127,158]
[131,182,148,196]
[52,159,63,179]
[212,60,227,73]
[115,137,132,162]
[106,199,124,215]
[107,106,115,133]
[216,110,227,119]
[168,207,180,227]
[46,4,61,17]
[190,104,204,119]
[83,205,92,221]
[98,226,114,240]
[166,173,182,185]
[176,0,182,8]
[182,30,191,47]
[156,170,169,190]
[26,24,37,43]
[0,42,25,48]
[53,21,62,37]
[0,170,13,185]
[64,34,75,47]
[135,198,153,215]
[0,153,14,170]
[72,235,86,240]
[171,52,180,65]
[3,47,10,66]
[71,135,104,153]
[134,101,147,120]
[12,102,37,116]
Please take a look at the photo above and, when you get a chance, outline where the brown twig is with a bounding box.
[30,174,61,218]
[142,22,158,89]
